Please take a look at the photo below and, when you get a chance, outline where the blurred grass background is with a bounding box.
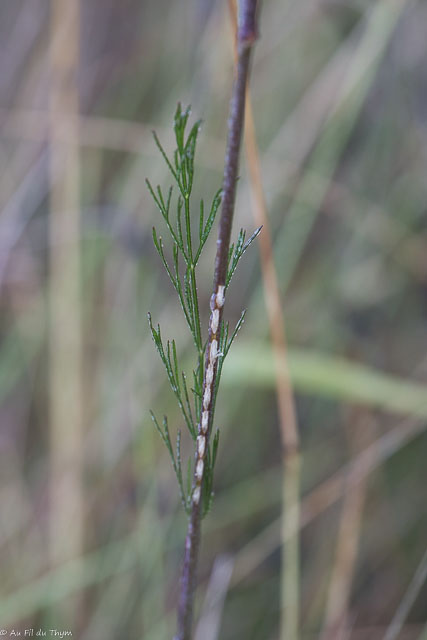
[1,0,427,638]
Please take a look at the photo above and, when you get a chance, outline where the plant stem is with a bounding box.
[227,3,301,638]
[174,3,259,639]
[48,0,83,622]
[227,2,301,638]
[185,195,203,354]
[320,409,370,639]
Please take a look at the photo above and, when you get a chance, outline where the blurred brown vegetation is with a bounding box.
[1,1,427,638]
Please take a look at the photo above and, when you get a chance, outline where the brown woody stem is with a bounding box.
[174,2,259,639]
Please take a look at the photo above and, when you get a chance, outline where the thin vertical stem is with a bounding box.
[282,454,300,640]
[184,195,203,353]
[48,0,83,579]
[320,410,371,640]
[228,2,300,639]
[174,2,259,639]
[383,547,427,640]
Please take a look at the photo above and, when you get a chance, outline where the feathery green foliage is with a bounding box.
[147,104,259,517]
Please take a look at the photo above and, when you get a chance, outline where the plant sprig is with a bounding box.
[148,103,259,517]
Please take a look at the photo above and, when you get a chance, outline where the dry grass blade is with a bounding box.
[383,547,427,640]
[228,2,300,638]
[194,555,234,640]
[48,0,84,614]
[320,411,374,640]
[231,417,425,587]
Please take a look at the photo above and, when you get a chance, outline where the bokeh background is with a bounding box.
[1,0,427,638]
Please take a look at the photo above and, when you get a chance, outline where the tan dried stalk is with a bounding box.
[321,410,373,639]
[228,2,300,638]
[48,0,84,579]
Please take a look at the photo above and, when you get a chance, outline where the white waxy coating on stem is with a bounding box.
[206,363,214,385]
[203,386,211,409]
[197,435,206,457]
[196,459,204,481]
[192,486,201,505]
[216,285,225,308]
[201,411,209,433]
[210,339,218,362]
[211,308,219,335]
